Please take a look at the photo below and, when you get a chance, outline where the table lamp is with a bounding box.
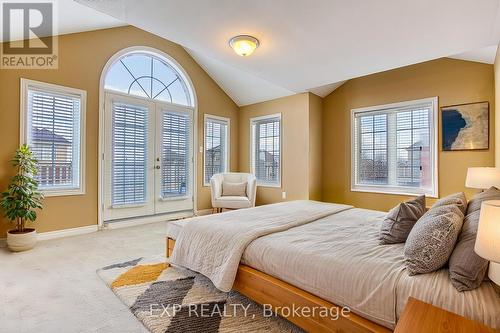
[465,167,500,190]
[475,200,500,286]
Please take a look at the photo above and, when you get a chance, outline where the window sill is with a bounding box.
[256,182,281,188]
[41,189,85,197]
[159,195,191,202]
[351,186,437,198]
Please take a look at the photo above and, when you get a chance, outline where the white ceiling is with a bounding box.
[450,45,499,64]
[15,1,500,106]
[187,47,295,106]
[0,0,124,42]
[75,0,500,106]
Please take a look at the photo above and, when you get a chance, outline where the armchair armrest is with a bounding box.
[246,174,257,207]
[210,174,223,206]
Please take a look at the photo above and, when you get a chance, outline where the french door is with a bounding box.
[103,92,194,221]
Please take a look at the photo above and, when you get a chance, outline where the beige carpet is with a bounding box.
[97,256,303,333]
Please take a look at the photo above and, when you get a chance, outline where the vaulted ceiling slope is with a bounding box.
[76,0,500,106]
[0,0,124,42]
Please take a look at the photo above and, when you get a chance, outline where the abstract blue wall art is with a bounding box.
[441,101,489,151]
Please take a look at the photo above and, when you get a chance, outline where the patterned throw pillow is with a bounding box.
[449,187,500,291]
[465,186,500,215]
[379,195,426,244]
[431,191,467,214]
[404,192,466,275]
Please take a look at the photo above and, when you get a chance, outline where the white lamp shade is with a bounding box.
[475,200,500,263]
[465,167,500,189]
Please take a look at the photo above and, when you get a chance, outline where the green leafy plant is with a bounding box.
[1,144,43,232]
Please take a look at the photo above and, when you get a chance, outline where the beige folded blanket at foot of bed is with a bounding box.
[171,200,352,292]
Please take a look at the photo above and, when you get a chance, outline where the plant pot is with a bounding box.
[6,228,37,252]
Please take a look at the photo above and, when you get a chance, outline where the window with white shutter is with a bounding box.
[111,103,149,206]
[250,114,281,187]
[161,111,191,198]
[21,79,86,196]
[351,97,438,197]
[204,115,229,185]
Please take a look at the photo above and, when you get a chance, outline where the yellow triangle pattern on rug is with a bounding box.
[111,263,168,288]
[98,257,303,333]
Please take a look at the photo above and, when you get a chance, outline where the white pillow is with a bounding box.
[222,181,247,197]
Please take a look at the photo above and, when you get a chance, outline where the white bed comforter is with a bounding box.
[242,208,500,329]
[171,200,352,292]
[242,207,406,327]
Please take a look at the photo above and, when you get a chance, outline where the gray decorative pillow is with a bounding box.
[448,210,489,291]
[431,192,467,215]
[222,181,247,197]
[404,194,466,275]
[466,186,500,215]
[379,195,426,244]
[448,187,500,291]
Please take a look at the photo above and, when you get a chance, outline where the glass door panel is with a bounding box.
[154,104,194,214]
[103,93,155,221]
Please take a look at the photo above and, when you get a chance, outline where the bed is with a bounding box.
[165,201,500,332]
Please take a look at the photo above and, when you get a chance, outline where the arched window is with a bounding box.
[104,52,193,106]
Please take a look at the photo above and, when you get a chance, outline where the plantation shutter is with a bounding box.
[161,111,191,198]
[204,117,228,184]
[251,115,281,185]
[352,100,434,195]
[111,102,149,206]
[27,88,82,190]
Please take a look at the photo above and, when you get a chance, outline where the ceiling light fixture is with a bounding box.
[229,35,260,57]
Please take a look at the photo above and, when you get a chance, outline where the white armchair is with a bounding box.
[210,173,257,212]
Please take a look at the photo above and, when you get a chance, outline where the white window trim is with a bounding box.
[250,113,282,188]
[20,78,87,197]
[350,97,438,198]
[203,114,230,186]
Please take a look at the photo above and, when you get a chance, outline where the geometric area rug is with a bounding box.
[97,256,304,333]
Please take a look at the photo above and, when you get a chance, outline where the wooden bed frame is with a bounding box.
[166,237,391,333]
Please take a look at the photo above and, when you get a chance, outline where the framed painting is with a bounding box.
[441,101,489,151]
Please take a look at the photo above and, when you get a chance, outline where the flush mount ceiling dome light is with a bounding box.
[229,35,260,56]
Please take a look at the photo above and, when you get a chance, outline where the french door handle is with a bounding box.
[155,165,161,170]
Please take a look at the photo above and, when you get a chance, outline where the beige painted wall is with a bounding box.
[322,58,495,212]
[238,93,310,204]
[0,26,238,237]
[495,45,500,166]
[308,93,323,201]
[238,92,322,205]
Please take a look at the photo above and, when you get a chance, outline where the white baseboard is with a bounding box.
[0,225,99,246]
[0,209,213,246]
[37,225,99,241]
[104,210,195,230]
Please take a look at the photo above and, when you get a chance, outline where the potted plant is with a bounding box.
[1,144,43,252]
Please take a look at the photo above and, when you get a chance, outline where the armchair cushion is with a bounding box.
[213,196,251,209]
[210,172,257,209]
[222,181,247,197]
